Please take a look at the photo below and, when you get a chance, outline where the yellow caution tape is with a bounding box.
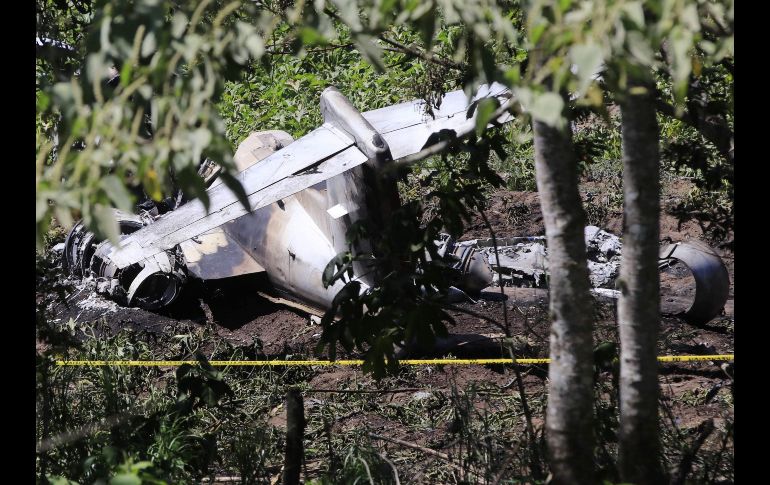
[655,355,733,363]
[54,355,733,367]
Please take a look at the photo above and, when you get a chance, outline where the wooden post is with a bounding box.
[282,388,305,485]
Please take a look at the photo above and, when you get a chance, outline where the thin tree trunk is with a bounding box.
[38,360,50,482]
[617,80,665,484]
[283,388,305,485]
[533,118,596,484]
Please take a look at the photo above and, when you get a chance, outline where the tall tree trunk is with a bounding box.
[533,118,596,484]
[617,81,665,484]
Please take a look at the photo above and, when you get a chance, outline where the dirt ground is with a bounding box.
[45,178,734,482]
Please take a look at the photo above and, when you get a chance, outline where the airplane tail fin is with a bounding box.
[321,87,402,287]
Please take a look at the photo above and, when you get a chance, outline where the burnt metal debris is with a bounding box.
[60,84,730,324]
[465,226,622,289]
[455,226,730,325]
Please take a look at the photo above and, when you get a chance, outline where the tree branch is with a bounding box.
[266,42,355,56]
[380,37,463,71]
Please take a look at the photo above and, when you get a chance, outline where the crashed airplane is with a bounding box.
[63,84,511,312]
[61,84,730,324]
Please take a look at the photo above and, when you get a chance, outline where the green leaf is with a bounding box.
[323,252,352,288]
[171,11,188,38]
[474,98,500,137]
[200,384,218,406]
[93,204,120,243]
[109,473,141,485]
[490,137,508,161]
[101,175,134,211]
[669,27,694,103]
[120,62,133,86]
[37,92,50,112]
[593,341,617,364]
[480,45,497,83]
[530,23,547,45]
[195,352,216,372]
[299,27,325,46]
[142,168,163,201]
[354,35,385,72]
[86,53,108,85]
[130,461,153,471]
[513,87,534,112]
[54,205,75,231]
[699,40,716,55]
[141,31,157,58]
[189,128,212,164]
[622,1,645,28]
[680,3,701,32]
[504,66,521,86]
[46,477,80,485]
[530,92,564,127]
[245,33,265,59]
[332,0,363,31]
[626,31,655,66]
[705,3,726,25]
[415,4,436,48]
[52,82,75,108]
[569,43,603,96]
[137,84,153,100]
[176,363,194,381]
[177,165,210,210]
[331,280,361,308]
[36,192,50,222]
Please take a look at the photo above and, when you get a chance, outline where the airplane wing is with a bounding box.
[364,82,510,159]
[96,82,513,273]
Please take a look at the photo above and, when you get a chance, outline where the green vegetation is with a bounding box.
[37,0,733,483]
[35,300,733,483]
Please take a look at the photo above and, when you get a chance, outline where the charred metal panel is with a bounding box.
[181,130,293,280]
[179,228,266,280]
